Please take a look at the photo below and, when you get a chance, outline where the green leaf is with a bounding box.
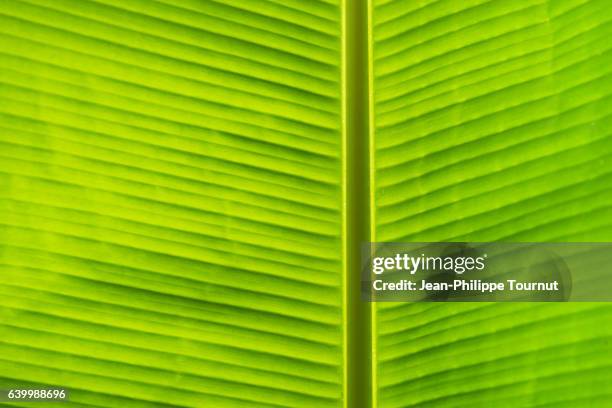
[0,0,345,407]
[371,0,612,406]
[3,0,612,407]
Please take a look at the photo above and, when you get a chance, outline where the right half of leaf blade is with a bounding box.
[371,0,612,406]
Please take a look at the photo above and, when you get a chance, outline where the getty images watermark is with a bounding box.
[362,243,612,302]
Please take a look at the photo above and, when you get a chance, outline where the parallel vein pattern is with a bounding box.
[0,0,344,407]
[372,0,612,406]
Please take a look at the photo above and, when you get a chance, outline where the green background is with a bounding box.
[0,0,611,407]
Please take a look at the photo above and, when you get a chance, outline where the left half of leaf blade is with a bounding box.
[0,0,345,407]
